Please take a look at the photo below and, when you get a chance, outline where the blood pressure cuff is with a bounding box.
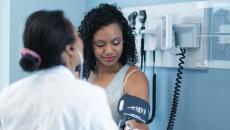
[117,94,150,127]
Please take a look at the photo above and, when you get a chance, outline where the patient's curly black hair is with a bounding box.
[79,3,137,79]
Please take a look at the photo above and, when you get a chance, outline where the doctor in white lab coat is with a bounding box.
[0,10,118,130]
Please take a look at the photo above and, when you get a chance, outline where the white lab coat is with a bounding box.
[0,65,118,130]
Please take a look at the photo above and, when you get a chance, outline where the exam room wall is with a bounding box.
[85,0,230,130]
[9,0,86,83]
[0,0,10,90]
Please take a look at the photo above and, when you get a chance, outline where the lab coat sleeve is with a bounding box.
[90,88,118,130]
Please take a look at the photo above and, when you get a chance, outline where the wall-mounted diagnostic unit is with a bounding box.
[122,1,230,130]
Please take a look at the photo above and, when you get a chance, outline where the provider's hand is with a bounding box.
[124,120,149,130]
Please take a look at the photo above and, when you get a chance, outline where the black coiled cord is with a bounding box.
[167,48,186,130]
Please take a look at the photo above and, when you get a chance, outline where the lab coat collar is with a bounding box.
[37,65,76,80]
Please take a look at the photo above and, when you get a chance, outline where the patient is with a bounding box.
[79,3,149,130]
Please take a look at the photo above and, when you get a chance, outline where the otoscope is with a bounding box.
[128,11,138,31]
[138,10,147,72]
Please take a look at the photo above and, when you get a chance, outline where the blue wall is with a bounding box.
[86,0,230,130]
[9,0,86,83]
[85,0,193,10]
[0,0,10,90]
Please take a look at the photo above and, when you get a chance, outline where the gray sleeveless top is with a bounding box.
[105,64,130,124]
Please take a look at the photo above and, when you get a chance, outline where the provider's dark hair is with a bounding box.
[20,10,75,72]
[79,3,137,79]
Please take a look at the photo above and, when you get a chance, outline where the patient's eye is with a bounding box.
[94,41,105,47]
[112,38,122,46]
